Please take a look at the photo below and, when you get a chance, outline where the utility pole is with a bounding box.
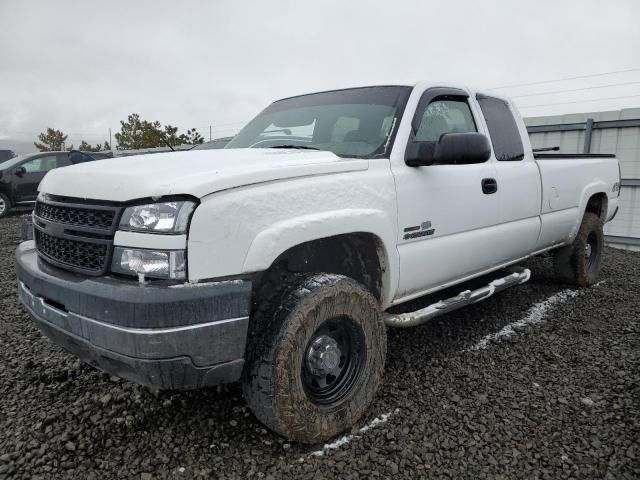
[109,128,112,150]
[209,125,212,142]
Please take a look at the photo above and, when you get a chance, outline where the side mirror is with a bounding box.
[405,132,492,166]
[14,166,26,177]
[405,141,436,166]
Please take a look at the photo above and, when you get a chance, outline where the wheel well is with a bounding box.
[253,233,386,305]
[585,193,608,221]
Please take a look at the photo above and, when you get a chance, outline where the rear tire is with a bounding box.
[0,193,11,219]
[242,273,386,443]
[553,212,604,287]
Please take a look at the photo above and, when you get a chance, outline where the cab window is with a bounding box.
[415,99,477,142]
[476,95,524,161]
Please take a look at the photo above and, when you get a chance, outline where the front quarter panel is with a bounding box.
[187,161,399,304]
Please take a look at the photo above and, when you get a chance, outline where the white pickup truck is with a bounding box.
[16,82,620,443]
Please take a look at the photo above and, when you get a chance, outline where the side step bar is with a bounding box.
[383,267,531,328]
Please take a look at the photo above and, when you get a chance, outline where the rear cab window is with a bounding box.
[476,95,524,161]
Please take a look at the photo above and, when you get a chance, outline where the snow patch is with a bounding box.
[311,434,353,455]
[358,410,396,432]
[310,409,400,457]
[470,289,579,350]
[469,280,606,350]
[469,280,605,351]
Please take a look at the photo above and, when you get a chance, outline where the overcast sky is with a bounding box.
[1,0,639,153]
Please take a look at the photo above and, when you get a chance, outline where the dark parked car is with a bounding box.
[0,150,112,218]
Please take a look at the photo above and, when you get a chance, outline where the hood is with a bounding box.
[38,148,368,202]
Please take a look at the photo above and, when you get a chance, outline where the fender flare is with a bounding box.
[241,208,399,305]
[569,181,609,240]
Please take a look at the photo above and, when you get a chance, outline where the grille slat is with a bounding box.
[35,202,115,230]
[34,199,121,275]
[35,229,107,272]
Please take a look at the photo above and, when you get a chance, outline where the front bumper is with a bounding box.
[16,241,252,389]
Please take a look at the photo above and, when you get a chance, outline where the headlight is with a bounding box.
[119,201,195,234]
[111,247,186,279]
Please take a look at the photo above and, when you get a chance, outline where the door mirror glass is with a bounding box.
[405,141,436,166]
[14,166,26,176]
[406,132,491,166]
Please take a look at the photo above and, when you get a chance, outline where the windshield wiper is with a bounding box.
[267,145,320,151]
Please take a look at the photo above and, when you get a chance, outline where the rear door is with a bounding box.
[15,154,70,202]
[476,95,541,261]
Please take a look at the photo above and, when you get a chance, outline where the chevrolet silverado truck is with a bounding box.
[16,83,620,443]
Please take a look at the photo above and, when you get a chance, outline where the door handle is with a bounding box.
[481,178,497,194]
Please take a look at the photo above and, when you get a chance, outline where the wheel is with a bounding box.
[0,193,10,219]
[242,273,386,443]
[553,212,604,287]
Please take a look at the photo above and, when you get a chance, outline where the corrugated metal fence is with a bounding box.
[525,108,640,250]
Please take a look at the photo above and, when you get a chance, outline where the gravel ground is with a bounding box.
[1,210,639,479]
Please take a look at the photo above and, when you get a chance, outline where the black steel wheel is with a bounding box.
[301,316,365,405]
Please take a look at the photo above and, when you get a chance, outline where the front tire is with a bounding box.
[0,193,11,219]
[242,273,386,443]
[553,212,604,287]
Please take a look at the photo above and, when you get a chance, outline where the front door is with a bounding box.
[392,89,500,300]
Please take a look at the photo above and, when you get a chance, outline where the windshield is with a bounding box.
[192,137,232,150]
[225,86,412,158]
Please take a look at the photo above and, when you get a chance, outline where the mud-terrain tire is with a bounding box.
[553,212,604,287]
[242,273,387,443]
[0,193,11,219]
